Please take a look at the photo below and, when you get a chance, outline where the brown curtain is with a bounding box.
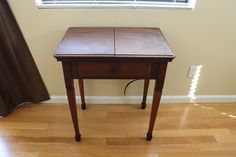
[0,0,50,117]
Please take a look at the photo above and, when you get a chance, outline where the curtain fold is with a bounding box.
[0,0,50,117]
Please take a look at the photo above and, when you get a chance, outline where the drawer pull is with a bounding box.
[112,64,119,73]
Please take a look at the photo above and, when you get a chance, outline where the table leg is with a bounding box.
[78,79,86,110]
[141,79,150,109]
[146,80,163,141]
[146,63,167,141]
[62,63,81,142]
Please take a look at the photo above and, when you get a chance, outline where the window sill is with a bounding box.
[36,3,196,10]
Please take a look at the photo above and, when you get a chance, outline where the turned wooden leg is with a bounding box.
[62,63,81,142]
[78,79,86,110]
[141,79,150,109]
[146,63,167,141]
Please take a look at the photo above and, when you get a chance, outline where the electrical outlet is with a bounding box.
[188,66,198,78]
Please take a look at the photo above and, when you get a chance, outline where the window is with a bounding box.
[35,0,197,9]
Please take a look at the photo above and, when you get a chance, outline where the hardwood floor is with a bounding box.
[0,103,236,157]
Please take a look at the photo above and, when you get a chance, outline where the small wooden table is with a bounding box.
[54,27,175,142]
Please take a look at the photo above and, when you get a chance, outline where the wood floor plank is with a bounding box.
[0,122,48,130]
[0,152,39,157]
[191,143,236,151]
[125,128,231,137]
[229,128,236,135]
[215,135,236,143]
[107,136,217,145]
[159,151,236,157]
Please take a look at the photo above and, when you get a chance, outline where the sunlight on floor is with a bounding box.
[179,107,190,129]
[0,137,10,157]
[193,103,236,119]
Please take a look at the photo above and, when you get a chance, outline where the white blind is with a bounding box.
[36,0,196,8]
[42,0,188,2]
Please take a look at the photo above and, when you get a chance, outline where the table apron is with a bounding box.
[67,62,163,79]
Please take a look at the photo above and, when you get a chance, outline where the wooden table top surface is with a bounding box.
[54,27,175,59]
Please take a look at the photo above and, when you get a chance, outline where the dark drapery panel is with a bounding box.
[0,0,50,117]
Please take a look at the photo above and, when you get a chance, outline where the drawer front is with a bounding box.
[77,62,150,79]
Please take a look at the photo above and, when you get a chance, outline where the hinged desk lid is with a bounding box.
[115,28,173,57]
[54,27,175,60]
[55,27,114,57]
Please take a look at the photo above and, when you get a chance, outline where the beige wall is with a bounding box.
[8,0,236,96]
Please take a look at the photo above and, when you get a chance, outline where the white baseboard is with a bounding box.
[43,95,236,104]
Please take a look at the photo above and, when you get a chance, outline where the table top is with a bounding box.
[54,27,175,61]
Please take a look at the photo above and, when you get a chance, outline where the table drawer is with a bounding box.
[77,62,150,78]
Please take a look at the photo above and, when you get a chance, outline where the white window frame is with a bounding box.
[35,0,197,9]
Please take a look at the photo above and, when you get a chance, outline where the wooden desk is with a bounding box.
[54,27,175,142]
